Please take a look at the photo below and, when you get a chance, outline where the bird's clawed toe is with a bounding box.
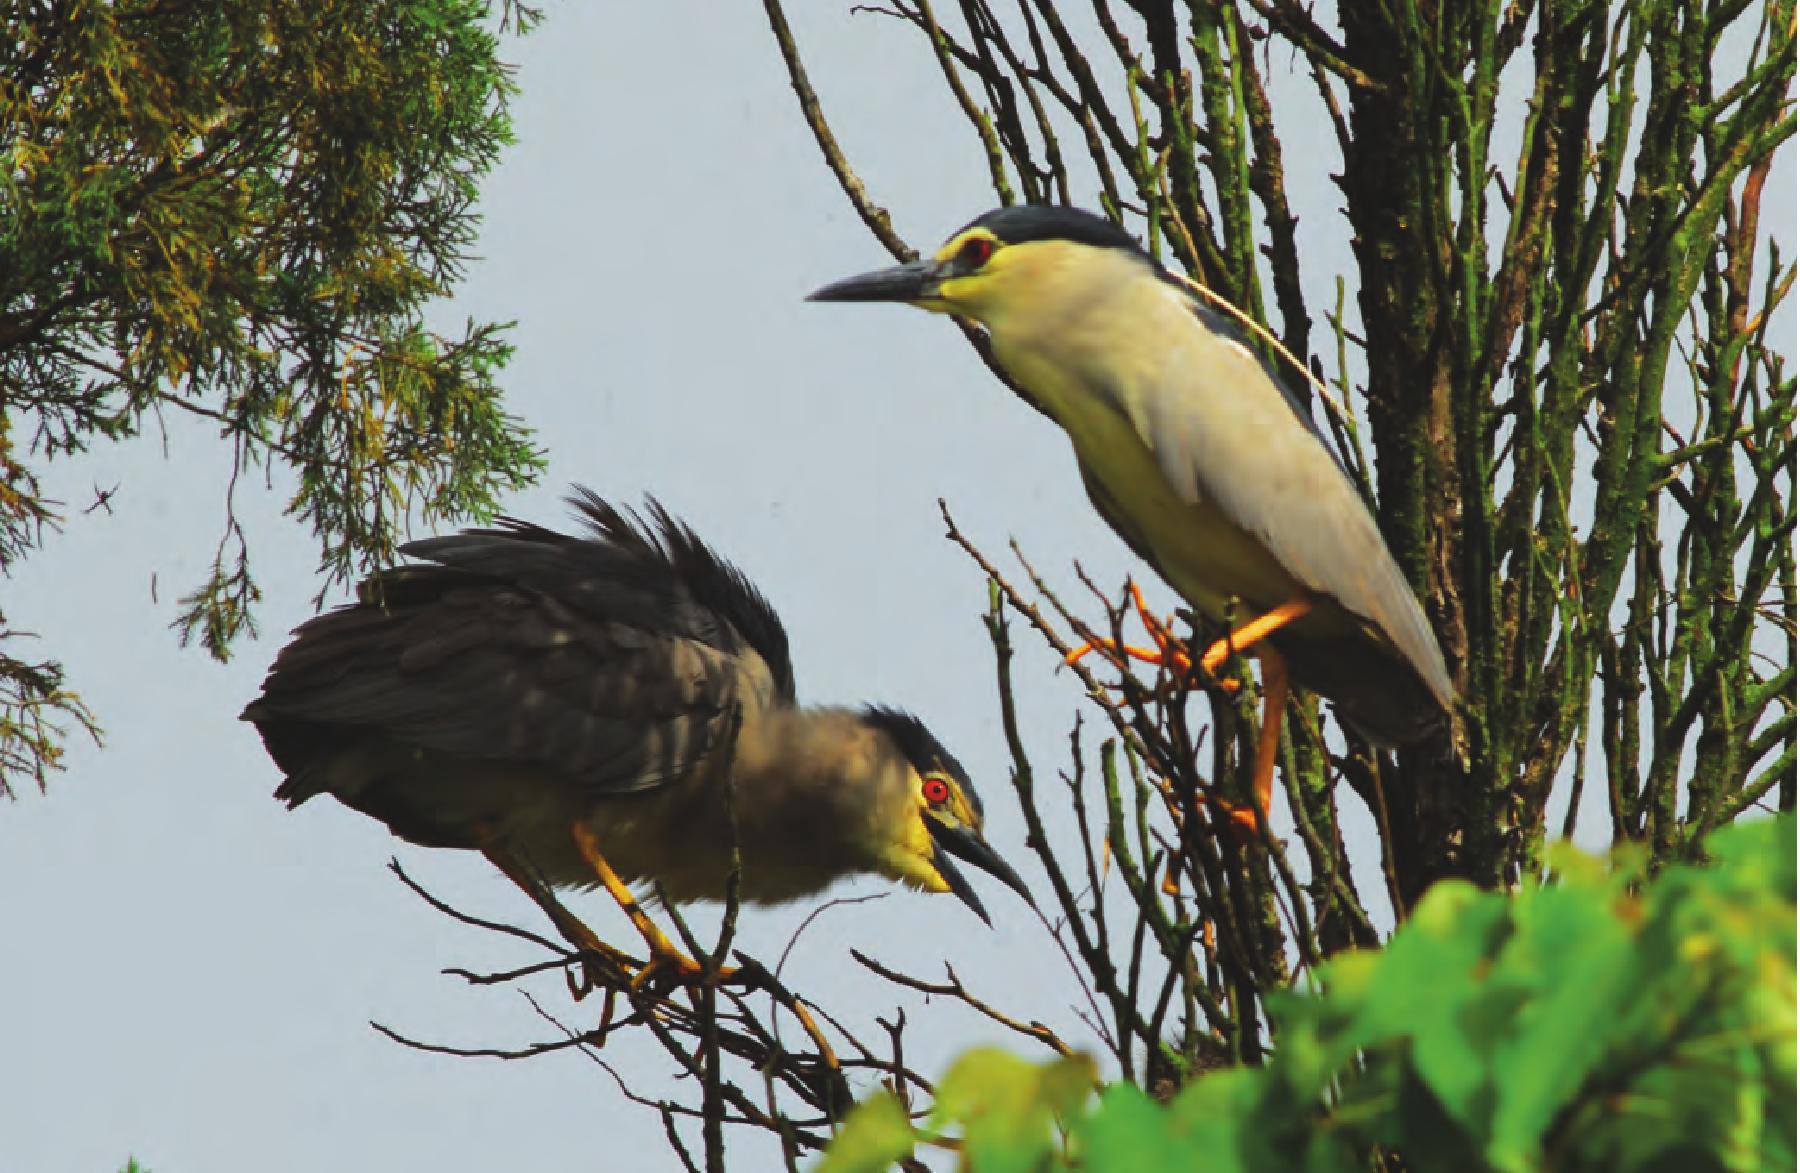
[627,948,739,995]
[1065,580,1245,694]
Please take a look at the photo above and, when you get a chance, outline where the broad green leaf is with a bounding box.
[1485,884,1637,1169]
[815,816,1795,1173]
[1351,882,1506,1135]
[1078,1083,1201,1172]
[931,1049,1096,1173]
[817,1092,916,1173]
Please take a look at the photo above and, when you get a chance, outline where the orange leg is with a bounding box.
[1070,589,1310,836]
[1197,596,1313,677]
[1247,645,1289,822]
[570,823,734,989]
[1197,596,1310,835]
[479,841,635,1002]
[1203,643,1295,836]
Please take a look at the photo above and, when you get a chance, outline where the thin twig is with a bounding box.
[852,951,1080,1058]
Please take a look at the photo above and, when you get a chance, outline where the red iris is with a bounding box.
[961,236,995,267]
[922,777,951,806]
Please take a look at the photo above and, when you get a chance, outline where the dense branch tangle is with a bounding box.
[765,0,1796,1091]
[379,856,1088,1172]
[370,509,1342,1162]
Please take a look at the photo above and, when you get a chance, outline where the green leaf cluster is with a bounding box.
[1,0,544,793]
[822,815,1796,1171]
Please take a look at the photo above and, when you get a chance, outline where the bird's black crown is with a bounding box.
[862,706,981,816]
[958,205,1145,256]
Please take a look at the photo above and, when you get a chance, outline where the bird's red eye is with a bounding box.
[960,237,995,268]
[922,777,951,806]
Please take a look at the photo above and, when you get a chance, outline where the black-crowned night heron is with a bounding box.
[242,489,1028,983]
[810,206,1457,824]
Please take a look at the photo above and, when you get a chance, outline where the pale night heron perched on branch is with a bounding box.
[242,489,1029,985]
[811,206,1458,826]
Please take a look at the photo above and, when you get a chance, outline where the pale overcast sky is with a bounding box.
[1,4,1791,1172]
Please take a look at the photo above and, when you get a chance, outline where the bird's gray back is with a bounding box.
[244,492,791,812]
[986,250,1455,723]
[1140,285,1452,703]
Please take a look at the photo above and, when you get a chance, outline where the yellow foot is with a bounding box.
[627,948,740,994]
[478,840,638,1000]
[1207,797,1261,837]
[566,936,643,1001]
[567,823,742,996]
[1065,581,1240,692]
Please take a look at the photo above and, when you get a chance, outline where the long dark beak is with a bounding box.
[928,821,1033,926]
[807,258,943,304]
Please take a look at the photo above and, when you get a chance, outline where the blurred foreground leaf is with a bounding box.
[820,815,1796,1171]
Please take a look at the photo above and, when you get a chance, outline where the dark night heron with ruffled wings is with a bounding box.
[242,489,1029,984]
[811,206,1458,827]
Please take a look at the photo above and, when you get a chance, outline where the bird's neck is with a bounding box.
[725,707,914,865]
[982,250,1158,427]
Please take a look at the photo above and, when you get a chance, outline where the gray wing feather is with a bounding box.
[1137,294,1455,710]
[255,583,749,795]
[247,495,785,798]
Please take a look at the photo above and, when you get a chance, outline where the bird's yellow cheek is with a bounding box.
[875,817,950,893]
[880,851,952,894]
[926,274,990,316]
